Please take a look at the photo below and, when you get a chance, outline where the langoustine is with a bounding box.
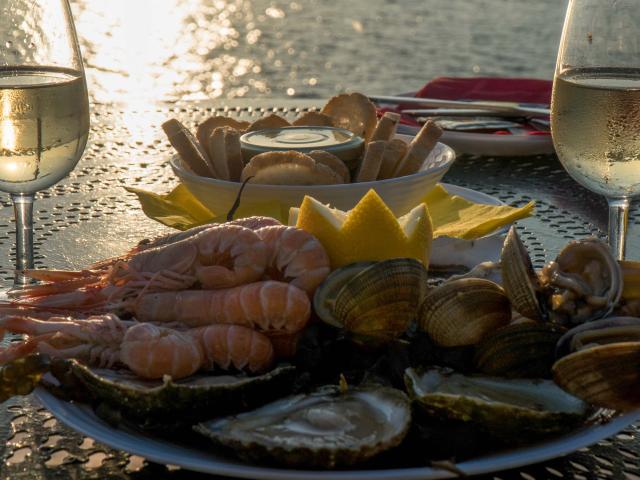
[0,314,274,379]
[11,223,270,309]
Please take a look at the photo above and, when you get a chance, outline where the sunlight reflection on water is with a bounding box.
[69,0,566,104]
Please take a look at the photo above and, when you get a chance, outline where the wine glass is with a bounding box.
[0,0,89,287]
[551,0,640,260]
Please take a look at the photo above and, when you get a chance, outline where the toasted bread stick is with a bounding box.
[355,140,386,182]
[392,120,443,177]
[378,138,408,180]
[162,119,216,177]
[208,127,244,181]
[370,111,401,142]
[197,116,250,157]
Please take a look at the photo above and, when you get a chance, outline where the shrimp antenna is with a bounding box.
[226,176,253,221]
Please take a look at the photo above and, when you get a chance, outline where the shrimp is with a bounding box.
[0,314,274,379]
[9,224,269,310]
[130,280,311,334]
[255,225,331,296]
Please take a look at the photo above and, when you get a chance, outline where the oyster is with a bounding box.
[51,359,296,430]
[419,278,511,347]
[552,317,640,412]
[405,367,588,440]
[325,258,429,346]
[540,238,622,326]
[474,322,566,378]
[195,385,411,468]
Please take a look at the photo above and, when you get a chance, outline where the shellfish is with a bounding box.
[195,385,411,468]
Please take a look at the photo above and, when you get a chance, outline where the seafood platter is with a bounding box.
[1,92,640,476]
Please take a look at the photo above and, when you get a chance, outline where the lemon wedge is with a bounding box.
[291,190,433,268]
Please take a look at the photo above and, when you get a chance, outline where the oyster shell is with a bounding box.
[51,359,296,430]
[195,385,411,468]
[418,278,511,347]
[330,258,429,346]
[540,238,622,326]
[474,322,566,378]
[501,227,546,321]
[405,367,588,440]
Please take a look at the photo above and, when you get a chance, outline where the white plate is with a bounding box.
[390,93,554,157]
[35,387,640,480]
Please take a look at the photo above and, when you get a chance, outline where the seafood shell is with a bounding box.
[555,316,640,358]
[332,258,429,345]
[195,385,411,468]
[500,227,545,321]
[552,341,640,412]
[51,359,296,430]
[313,261,376,327]
[541,238,622,326]
[405,367,588,440]
[419,278,511,347]
[474,322,566,378]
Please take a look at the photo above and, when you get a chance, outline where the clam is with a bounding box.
[500,227,546,321]
[322,258,429,346]
[418,278,511,347]
[405,367,588,440]
[552,317,640,412]
[474,322,566,378]
[552,342,640,412]
[540,238,622,326]
[51,359,297,430]
[195,385,411,468]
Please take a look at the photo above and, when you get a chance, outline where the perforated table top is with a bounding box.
[0,101,638,479]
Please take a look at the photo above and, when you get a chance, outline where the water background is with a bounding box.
[70,0,567,104]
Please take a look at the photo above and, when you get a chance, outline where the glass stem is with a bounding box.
[11,193,35,287]
[607,197,630,261]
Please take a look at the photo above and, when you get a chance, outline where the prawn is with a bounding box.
[129,280,311,334]
[255,225,330,296]
[0,314,274,379]
[9,224,269,310]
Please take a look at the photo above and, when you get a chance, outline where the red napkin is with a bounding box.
[381,77,552,135]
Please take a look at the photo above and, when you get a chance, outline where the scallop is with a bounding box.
[418,278,511,347]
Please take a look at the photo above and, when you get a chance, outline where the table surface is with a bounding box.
[1,101,639,480]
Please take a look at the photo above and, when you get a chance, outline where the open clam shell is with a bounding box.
[555,316,640,358]
[405,367,588,440]
[419,278,511,347]
[332,258,429,345]
[541,238,622,326]
[474,322,566,378]
[51,359,296,430]
[552,341,640,412]
[195,385,411,468]
[501,226,546,321]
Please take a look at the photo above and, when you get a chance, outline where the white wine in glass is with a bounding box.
[551,0,640,260]
[0,1,89,286]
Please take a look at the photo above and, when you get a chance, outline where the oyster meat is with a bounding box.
[405,367,588,440]
[196,385,411,468]
[51,359,296,430]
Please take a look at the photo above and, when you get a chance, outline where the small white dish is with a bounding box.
[170,136,456,217]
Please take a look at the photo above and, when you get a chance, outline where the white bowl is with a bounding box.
[170,136,456,216]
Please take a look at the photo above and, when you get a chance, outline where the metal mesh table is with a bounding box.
[1,101,639,479]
